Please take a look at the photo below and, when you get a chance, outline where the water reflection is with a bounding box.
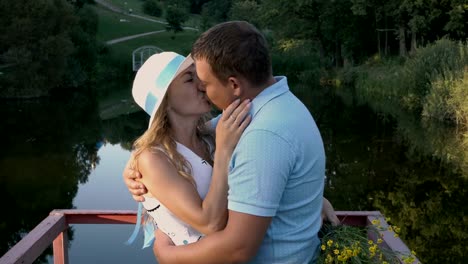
[311,87,467,263]
[0,86,466,263]
[0,94,101,261]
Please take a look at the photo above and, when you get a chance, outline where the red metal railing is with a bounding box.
[0,210,419,264]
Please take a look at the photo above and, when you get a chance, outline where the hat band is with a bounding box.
[144,55,185,115]
[144,91,158,116]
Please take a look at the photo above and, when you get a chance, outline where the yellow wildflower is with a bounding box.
[321,245,326,251]
[411,250,417,256]
[368,240,374,245]
[403,256,416,264]
[334,249,340,255]
[394,233,399,238]
[327,240,333,247]
[371,219,380,225]
[394,226,401,233]
[377,238,383,244]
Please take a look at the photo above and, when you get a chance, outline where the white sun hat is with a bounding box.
[132,52,194,128]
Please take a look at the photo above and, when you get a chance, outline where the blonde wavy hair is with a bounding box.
[130,94,214,187]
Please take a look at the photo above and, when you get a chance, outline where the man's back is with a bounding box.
[228,77,325,263]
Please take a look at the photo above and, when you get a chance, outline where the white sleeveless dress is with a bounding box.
[142,142,213,245]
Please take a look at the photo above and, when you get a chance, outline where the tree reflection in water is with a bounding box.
[0,94,99,260]
[0,86,466,263]
[308,87,467,264]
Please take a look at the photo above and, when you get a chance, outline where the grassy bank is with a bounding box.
[106,0,146,14]
[93,5,165,42]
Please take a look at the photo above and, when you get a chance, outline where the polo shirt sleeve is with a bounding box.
[227,129,294,217]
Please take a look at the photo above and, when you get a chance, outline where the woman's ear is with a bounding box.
[228,76,242,97]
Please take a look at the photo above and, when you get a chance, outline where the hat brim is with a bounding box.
[174,54,194,80]
[148,54,194,128]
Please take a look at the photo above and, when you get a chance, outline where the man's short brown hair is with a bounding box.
[191,21,272,86]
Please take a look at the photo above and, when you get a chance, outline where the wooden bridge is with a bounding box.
[0,210,419,264]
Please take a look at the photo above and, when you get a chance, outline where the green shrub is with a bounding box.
[165,5,189,33]
[424,70,468,126]
[271,39,321,87]
[143,0,162,17]
[352,40,468,126]
[403,39,467,113]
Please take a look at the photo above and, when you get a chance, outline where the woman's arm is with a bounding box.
[139,99,251,235]
[138,149,226,235]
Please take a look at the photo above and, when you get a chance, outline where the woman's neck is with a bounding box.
[168,114,206,155]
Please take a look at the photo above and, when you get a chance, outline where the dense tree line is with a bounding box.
[190,0,467,65]
[0,0,98,98]
[1,0,465,98]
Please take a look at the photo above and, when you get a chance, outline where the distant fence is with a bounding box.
[132,46,163,72]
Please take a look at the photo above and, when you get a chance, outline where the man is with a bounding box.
[125,21,327,263]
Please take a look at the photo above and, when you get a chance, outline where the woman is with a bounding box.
[127,52,251,247]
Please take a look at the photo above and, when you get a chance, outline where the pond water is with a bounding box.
[0,86,466,263]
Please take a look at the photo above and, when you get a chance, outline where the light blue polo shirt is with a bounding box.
[212,77,325,263]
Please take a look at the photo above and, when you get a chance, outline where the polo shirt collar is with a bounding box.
[251,76,289,117]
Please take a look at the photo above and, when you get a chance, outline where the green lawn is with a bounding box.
[94,2,200,117]
[105,0,201,28]
[106,0,146,14]
[110,30,200,56]
[93,5,166,41]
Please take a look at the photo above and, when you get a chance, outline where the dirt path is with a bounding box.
[106,30,166,45]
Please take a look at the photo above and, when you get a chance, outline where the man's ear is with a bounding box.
[228,76,242,97]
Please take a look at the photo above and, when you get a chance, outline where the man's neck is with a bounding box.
[241,75,276,101]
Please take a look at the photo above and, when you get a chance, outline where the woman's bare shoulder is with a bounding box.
[137,148,175,175]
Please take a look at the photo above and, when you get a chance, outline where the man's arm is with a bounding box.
[154,210,271,264]
[322,197,340,226]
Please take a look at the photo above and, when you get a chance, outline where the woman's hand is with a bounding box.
[215,98,252,157]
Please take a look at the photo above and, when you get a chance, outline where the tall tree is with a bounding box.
[443,0,467,39]
[229,0,261,27]
[0,0,98,98]
[165,5,189,33]
[200,0,232,29]
[0,0,76,97]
